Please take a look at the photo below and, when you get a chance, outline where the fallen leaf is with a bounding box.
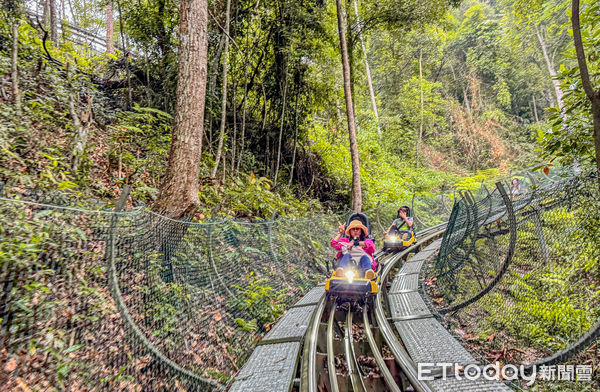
[213,311,222,322]
[16,377,32,392]
[4,357,17,372]
[486,333,496,341]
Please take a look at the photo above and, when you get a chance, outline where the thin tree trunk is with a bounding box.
[532,95,539,122]
[535,24,565,114]
[42,0,50,31]
[261,82,268,136]
[353,0,380,137]
[417,48,424,169]
[116,0,131,108]
[211,0,231,178]
[207,33,226,148]
[274,73,287,184]
[265,134,269,176]
[153,0,208,218]
[571,0,600,182]
[231,79,237,173]
[222,153,226,183]
[336,0,362,212]
[288,88,300,187]
[145,50,151,105]
[106,0,114,54]
[345,0,355,126]
[237,21,250,172]
[68,63,92,171]
[11,21,21,117]
[237,75,248,172]
[48,0,58,42]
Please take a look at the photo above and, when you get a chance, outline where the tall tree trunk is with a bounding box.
[532,95,539,122]
[106,0,114,54]
[11,20,21,117]
[238,82,248,171]
[353,0,380,137]
[417,48,424,169]
[571,0,600,181]
[261,82,268,174]
[336,0,362,212]
[345,0,356,128]
[211,0,231,179]
[206,15,226,152]
[153,0,208,218]
[535,24,565,114]
[274,73,287,184]
[116,0,131,108]
[288,88,300,187]
[49,0,58,42]
[231,79,237,173]
[68,63,93,172]
[42,0,50,31]
[208,35,226,100]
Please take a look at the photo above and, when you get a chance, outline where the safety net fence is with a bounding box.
[425,166,600,389]
[0,182,451,391]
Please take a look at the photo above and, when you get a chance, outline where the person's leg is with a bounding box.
[339,253,352,268]
[336,253,352,277]
[361,255,375,279]
[359,255,372,277]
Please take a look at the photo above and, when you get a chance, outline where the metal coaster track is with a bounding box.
[300,227,446,392]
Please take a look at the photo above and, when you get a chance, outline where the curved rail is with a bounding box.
[300,297,326,392]
[327,303,340,392]
[374,228,447,392]
[363,306,401,392]
[344,310,366,392]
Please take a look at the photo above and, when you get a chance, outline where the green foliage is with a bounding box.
[537,0,600,165]
[0,204,114,387]
[454,168,501,191]
[233,273,288,328]
[198,173,321,219]
[469,204,600,353]
[308,120,457,209]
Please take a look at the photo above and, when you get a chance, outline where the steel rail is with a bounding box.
[327,302,340,392]
[374,229,447,392]
[363,306,402,392]
[300,297,326,392]
[344,310,366,392]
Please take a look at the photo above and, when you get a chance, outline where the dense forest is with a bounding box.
[1,0,599,217]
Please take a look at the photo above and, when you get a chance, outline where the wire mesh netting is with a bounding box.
[0,183,451,391]
[424,166,600,387]
[0,189,349,391]
[367,193,454,238]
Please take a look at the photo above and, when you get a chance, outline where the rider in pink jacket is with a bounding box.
[330,220,376,278]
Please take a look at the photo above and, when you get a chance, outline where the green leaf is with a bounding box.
[63,344,84,354]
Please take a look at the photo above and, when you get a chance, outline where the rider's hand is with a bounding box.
[338,223,345,235]
[399,211,407,219]
[346,243,354,250]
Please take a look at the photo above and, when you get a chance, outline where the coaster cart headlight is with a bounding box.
[345,270,356,283]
